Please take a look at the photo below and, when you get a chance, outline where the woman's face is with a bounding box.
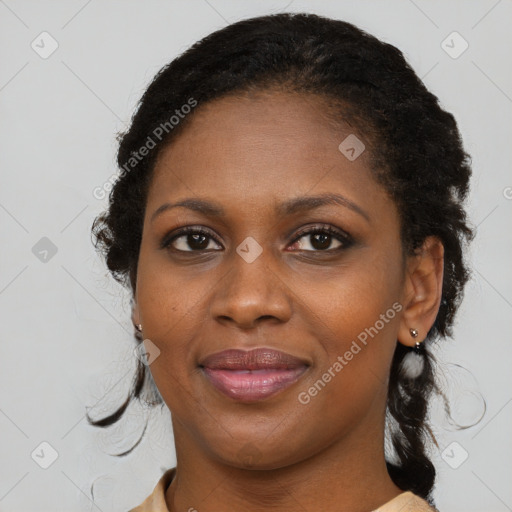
[135,91,411,468]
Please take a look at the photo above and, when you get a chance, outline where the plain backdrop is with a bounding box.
[1,1,511,511]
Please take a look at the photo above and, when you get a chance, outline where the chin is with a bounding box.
[203,433,310,471]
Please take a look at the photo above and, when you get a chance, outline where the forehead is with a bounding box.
[148,91,386,218]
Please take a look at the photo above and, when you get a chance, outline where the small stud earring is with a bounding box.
[135,324,142,332]
[409,328,419,338]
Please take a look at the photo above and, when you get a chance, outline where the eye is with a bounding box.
[161,224,353,254]
[288,224,353,252]
[161,227,222,252]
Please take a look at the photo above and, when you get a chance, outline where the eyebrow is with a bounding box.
[150,192,370,223]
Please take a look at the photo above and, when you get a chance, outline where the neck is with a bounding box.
[165,418,403,512]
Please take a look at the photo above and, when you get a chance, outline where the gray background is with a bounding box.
[1,1,511,511]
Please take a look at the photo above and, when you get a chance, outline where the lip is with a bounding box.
[199,348,309,402]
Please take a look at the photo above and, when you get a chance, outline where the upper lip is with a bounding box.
[199,348,309,371]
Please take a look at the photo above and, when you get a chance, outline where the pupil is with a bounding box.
[312,233,330,250]
[189,234,209,250]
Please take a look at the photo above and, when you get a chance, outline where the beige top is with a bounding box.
[128,468,438,512]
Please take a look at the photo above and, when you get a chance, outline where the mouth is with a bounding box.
[199,348,309,402]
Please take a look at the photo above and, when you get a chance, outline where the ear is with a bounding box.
[397,236,444,346]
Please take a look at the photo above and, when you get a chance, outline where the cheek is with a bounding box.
[135,250,206,375]
[296,249,402,347]
[294,251,403,404]
[135,261,202,414]
[137,243,201,325]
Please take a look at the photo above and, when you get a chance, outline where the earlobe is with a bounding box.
[131,301,141,328]
[397,236,444,347]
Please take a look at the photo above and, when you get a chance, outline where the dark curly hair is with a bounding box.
[89,12,473,507]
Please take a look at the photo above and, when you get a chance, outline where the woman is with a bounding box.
[90,12,472,512]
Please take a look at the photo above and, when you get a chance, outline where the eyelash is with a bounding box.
[160,224,354,253]
[292,224,354,251]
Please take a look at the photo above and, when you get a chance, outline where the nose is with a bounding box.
[209,246,293,330]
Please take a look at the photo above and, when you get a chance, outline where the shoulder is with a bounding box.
[372,490,438,512]
[128,467,176,512]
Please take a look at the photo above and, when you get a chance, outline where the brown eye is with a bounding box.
[161,227,222,252]
[289,225,353,252]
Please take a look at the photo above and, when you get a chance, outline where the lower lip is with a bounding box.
[202,367,308,402]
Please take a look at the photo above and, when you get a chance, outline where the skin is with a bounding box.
[132,90,444,512]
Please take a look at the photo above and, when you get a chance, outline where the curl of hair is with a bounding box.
[89,12,473,505]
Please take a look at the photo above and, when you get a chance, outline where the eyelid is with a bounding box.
[290,223,353,244]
